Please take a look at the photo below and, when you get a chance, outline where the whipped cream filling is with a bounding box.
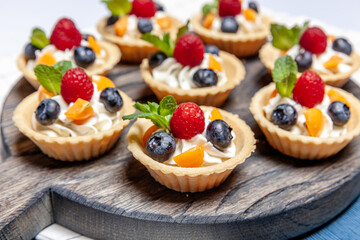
[152,53,228,90]
[165,110,236,166]
[264,93,347,137]
[32,82,121,137]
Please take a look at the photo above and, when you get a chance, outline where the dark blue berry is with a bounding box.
[271,104,298,130]
[100,87,123,113]
[82,33,95,41]
[145,132,176,161]
[24,43,39,60]
[328,101,350,126]
[107,15,119,26]
[332,38,352,55]
[221,17,239,33]
[248,1,259,12]
[149,52,167,69]
[155,2,165,11]
[193,69,218,87]
[205,45,219,56]
[206,120,233,149]
[138,18,153,34]
[74,46,96,68]
[35,99,60,125]
[295,50,313,72]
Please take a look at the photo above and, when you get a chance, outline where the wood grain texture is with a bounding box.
[1,58,360,240]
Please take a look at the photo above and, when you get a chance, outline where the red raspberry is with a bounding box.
[173,34,205,67]
[219,0,241,17]
[292,71,325,108]
[170,102,205,140]
[299,27,327,54]
[131,0,156,18]
[61,68,94,104]
[50,18,82,51]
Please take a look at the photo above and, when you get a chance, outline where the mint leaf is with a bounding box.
[176,21,189,42]
[159,95,176,116]
[271,22,309,51]
[53,61,72,76]
[30,28,49,49]
[141,33,173,56]
[102,0,131,17]
[202,0,219,16]
[148,102,159,113]
[34,65,62,94]
[272,56,298,97]
[134,102,151,113]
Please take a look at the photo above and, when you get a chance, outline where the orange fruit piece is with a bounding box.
[114,16,128,37]
[209,108,223,121]
[327,35,336,42]
[281,50,288,56]
[266,89,278,105]
[142,125,160,147]
[37,86,55,102]
[323,55,343,69]
[156,16,172,30]
[304,108,325,137]
[327,89,350,107]
[202,12,215,29]
[92,75,115,91]
[65,98,94,123]
[208,54,222,72]
[243,8,257,22]
[36,51,56,66]
[173,145,204,168]
[88,36,101,55]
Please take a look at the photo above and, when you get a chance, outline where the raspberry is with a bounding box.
[292,71,325,108]
[173,34,205,67]
[50,18,82,51]
[218,0,241,17]
[61,68,94,104]
[131,0,156,18]
[299,27,327,54]
[170,102,205,140]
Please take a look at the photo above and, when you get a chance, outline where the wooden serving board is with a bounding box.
[1,57,360,240]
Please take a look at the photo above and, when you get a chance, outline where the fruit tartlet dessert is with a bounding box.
[123,96,255,192]
[97,0,182,63]
[17,18,121,89]
[13,61,134,161]
[259,22,360,87]
[140,25,245,107]
[250,56,360,159]
[190,0,271,57]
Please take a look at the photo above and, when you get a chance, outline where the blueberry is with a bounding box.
[74,46,96,68]
[295,50,313,72]
[82,33,95,41]
[206,120,233,149]
[248,1,259,12]
[221,17,239,33]
[155,2,165,11]
[205,45,219,56]
[271,104,298,130]
[35,99,60,125]
[193,69,218,87]
[24,43,39,60]
[100,87,123,113]
[138,18,153,34]
[145,132,176,161]
[332,38,352,55]
[149,52,167,69]
[328,101,350,126]
[107,15,119,26]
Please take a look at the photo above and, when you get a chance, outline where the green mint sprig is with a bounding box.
[202,0,219,16]
[122,96,177,133]
[272,56,298,98]
[30,28,49,49]
[34,61,73,94]
[102,0,132,17]
[271,22,309,50]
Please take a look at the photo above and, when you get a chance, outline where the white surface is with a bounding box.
[35,224,93,240]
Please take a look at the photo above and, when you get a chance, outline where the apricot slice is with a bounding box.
[327,35,336,42]
[38,86,55,102]
[281,50,288,56]
[92,75,115,91]
[208,54,222,72]
[304,108,325,137]
[209,108,223,121]
[203,12,215,29]
[173,145,204,168]
[244,8,257,22]
[114,16,128,37]
[36,51,56,66]
[88,36,101,55]
[156,16,172,30]
[266,89,278,105]
[323,55,343,69]
[65,98,94,123]
[327,89,350,107]
[142,125,160,147]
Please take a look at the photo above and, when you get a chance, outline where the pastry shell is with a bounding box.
[16,40,121,89]
[191,13,271,57]
[259,42,360,87]
[140,51,245,107]
[97,17,183,63]
[13,90,135,161]
[250,83,360,159]
[126,106,256,192]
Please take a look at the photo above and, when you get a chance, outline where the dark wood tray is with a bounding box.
[1,57,360,240]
